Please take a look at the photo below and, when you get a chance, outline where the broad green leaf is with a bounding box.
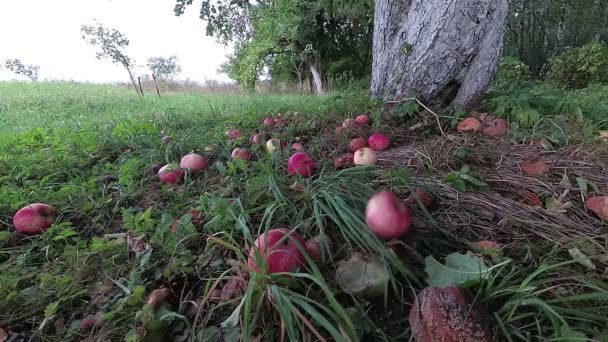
[425,253,490,287]
[221,295,246,328]
[45,301,59,318]
[196,326,221,342]
[0,231,11,241]
[559,324,588,341]
[127,285,146,306]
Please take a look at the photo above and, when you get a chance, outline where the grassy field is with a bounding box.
[1,81,607,341]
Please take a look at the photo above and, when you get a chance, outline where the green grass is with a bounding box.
[0,81,607,341]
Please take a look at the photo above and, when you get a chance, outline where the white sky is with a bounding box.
[0,0,231,83]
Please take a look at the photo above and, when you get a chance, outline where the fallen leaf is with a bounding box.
[289,181,305,191]
[147,288,171,308]
[425,252,490,287]
[568,248,597,270]
[0,328,7,342]
[585,196,608,220]
[473,240,498,250]
[599,131,608,141]
[521,191,542,206]
[220,278,244,301]
[471,111,495,123]
[530,138,553,150]
[545,196,572,213]
[520,155,549,176]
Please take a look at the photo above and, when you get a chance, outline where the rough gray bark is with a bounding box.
[371,0,510,109]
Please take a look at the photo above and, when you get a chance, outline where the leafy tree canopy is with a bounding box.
[147,56,182,79]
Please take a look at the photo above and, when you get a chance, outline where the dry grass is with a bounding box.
[379,135,608,243]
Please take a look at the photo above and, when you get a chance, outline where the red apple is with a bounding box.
[180,153,208,171]
[227,130,243,140]
[13,203,56,234]
[457,117,482,133]
[365,192,412,240]
[274,118,285,126]
[349,138,368,153]
[231,148,251,161]
[368,133,390,151]
[335,127,346,135]
[250,133,262,144]
[291,143,305,152]
[248,228,307,274]
[263,117,274,126]
[158,164,185,184]
[288,152,315,177]
[354,147,378,166]
[355,114,370,126]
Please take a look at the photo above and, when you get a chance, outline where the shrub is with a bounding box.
[492,57,532,90]
[544,42,608,88]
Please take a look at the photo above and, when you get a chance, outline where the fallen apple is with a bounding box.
[288,152,315,177]
[158,164,185,184]
[231,148,251,161]
[349,138,368,153]
[368,133,390,151]
[180,153,208,171]
[13,203,56,234]
[248,228,307,274]
[365,192,412,240]
[354,147,378,166]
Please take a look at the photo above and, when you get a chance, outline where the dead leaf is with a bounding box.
[545,196,572,213]
[0,328,7,342]
[147,288,171,308]
[220,278,244,301]
[520,155,549,176]
[127,235,148,253]
[471,111,495,123]
[522,191,542,206]
[530,138,553,150]
[568,248,597,270]
[473,240,499,250]
[585,196,608,220]
[599,131,608,141]
[289,181,305,191]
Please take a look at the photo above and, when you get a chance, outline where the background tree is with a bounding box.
[147,56,182,80]
[81,23,139,93]
[3,59,40,81]
[176,0,373,94]
[504,0,608,75]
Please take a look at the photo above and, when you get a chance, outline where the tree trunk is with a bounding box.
[309,63,325,96]
[371,0,510,109]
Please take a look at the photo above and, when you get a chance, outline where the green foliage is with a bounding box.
[425,253,491,287]
[493,57,532,90]
[3,59,40,81]
[178,0,373,90]
[545,42,608,88]
[487,84,608,127]
[505,0,608,74]
[147,56,182,79]
[81,22,132,67]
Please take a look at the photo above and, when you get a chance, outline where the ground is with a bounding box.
[0,82,607,342]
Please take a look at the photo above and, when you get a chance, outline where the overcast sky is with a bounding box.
[0,0,231,83]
